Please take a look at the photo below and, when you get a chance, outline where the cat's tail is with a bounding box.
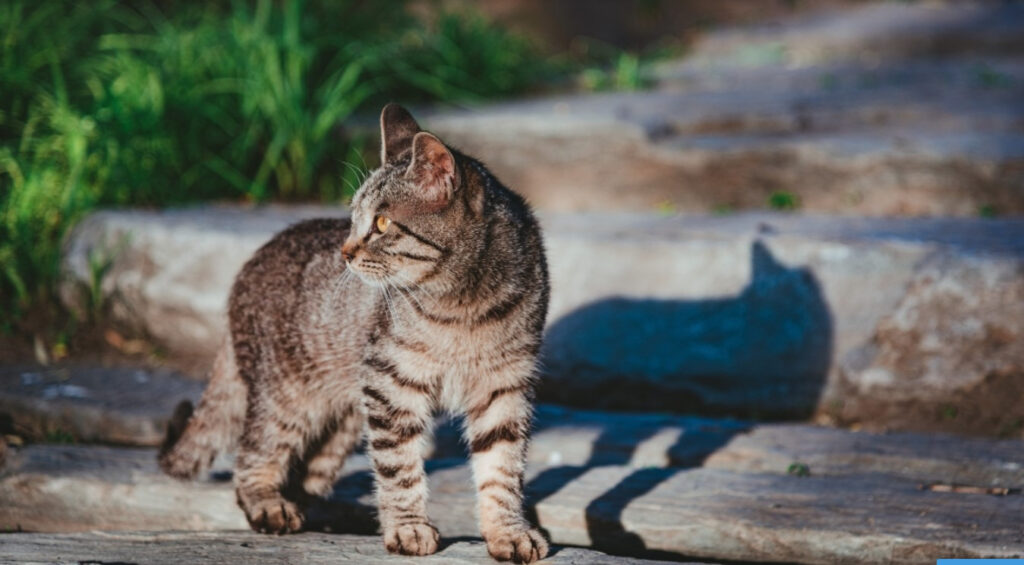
[159,336,246,480]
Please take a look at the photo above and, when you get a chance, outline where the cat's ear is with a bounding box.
[380,103,421,164]
[406,132,456,209]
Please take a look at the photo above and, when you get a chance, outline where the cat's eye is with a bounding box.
[373,215,391,234]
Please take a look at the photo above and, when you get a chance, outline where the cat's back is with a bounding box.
[228,217,361,336]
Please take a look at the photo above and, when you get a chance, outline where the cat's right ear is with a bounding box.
[380,103,421,164]
[406,132,456,211]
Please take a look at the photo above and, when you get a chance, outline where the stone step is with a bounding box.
[436,405,751,467]
[0,365,203,446]
[0,531,678,565]
[414,3,1024,219]
[679,1,1024,69]
[425,86,1024,216]
[4,422,1024,563]
[0,355,749,455]
[62,207,1024,431]
[703,424,1024,487]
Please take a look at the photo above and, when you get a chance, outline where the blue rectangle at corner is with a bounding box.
[938,560,1024,564]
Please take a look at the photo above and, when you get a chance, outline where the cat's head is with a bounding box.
[342,104,483,292]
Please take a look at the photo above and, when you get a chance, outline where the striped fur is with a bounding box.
[159,104,549,562]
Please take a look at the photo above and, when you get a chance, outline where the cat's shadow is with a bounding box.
[538,239,833,420]
[521,239,834,559]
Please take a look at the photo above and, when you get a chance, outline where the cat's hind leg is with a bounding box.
[234,388,311,534]
[298,404,364,498]
[159,337,245,479]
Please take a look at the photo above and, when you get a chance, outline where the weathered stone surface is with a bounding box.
[62,208,1024,427]
[0,365,203,446]
[412,1,1024,217]
[337,4,1024,218]
[538,214,1024,422]
[426,60,1024,216]
[0,445,247,532]
[835,252,1024,435]
[679,1,1024,69]
[0,531,677,564]
[432,405,751,467]
[61,205,336,361]
[704,423,1024,487]
[5,422,1024,564]
[532,466,1024,564]
[0,403,747,533]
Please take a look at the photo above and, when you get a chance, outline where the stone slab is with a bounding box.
[433,405,751,467]
[62,208,1024,427]
[679,1,1024,69]
[704,423,1024,487]
[5,423,1024,563]
[0,531,677,565]
[533,466,1024,564]
[0,365,203,446]
[414,3,1024,219]
[425,61,1024,216]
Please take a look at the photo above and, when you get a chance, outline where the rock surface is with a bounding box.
[434,404,751,467]
[426,65,1024,217]
[0,531,677,564]
[61,205,334,365]
[62,208,1024,428]
[703,424,1024,487]
[329,3,1012,214]
[679,1,1024,68]
[0,365,203,446]
[835,252,1024,435]
[412,1,1024,217]
[4,422,1024,564]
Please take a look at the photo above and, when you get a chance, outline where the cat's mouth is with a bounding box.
[346,261,391,288]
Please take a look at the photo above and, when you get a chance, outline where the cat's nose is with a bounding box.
[341,244,355,262]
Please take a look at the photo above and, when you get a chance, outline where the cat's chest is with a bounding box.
[386,319,502,377]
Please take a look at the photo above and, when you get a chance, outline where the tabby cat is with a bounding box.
[159,104,550,562]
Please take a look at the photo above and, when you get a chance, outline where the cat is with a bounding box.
[158,103,550,562]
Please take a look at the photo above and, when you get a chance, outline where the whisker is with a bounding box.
[390,271,436,312]
[341,161,370,185]
[380,283,398,323]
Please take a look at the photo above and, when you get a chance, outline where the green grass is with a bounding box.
[0,0,553,335]
[786,462,810,477]
[768,190,800,211]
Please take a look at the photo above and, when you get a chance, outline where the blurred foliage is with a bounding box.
[0,0,554,331]
[768,190,800,211]
[568,37,684,92]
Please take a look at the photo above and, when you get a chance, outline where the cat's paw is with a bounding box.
[244,497,304,534]
[383,522,440,556]
[301,474,335,498]
[157,449,204,480]
[485,527,548,563]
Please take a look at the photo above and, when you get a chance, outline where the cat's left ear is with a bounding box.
[380,103,421,164]
[406,132,456,210]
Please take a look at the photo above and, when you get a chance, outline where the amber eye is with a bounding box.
[374,215,391,234]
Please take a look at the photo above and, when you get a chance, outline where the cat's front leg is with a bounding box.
[464,376,549,563]
[361,361,439,556]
